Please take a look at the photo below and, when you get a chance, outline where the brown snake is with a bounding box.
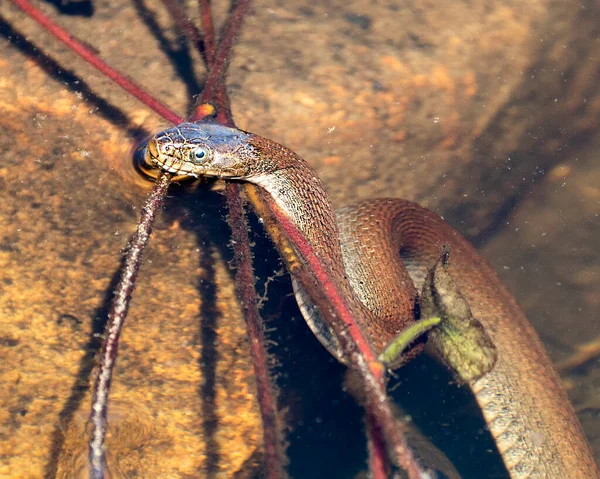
[143,121,599,478]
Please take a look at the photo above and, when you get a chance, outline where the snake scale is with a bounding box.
[142,121,599,478]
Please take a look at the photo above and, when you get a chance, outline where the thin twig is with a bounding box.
[11,0,420,476]
[190,0,252,124]
[225,183,286,479]
[9,0,183,125]
[12,0,281,476]
[198,0,216,66]
[245,186,428,478]
[192,1,285,477]
[161,0,205,56]
[88,172,171,479]
[366,411,391,479]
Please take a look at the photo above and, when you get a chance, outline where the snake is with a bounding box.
[142,121,599,478]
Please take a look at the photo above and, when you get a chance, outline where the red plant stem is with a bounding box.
[256,190,427,479]
[198,0,216,65]
[9,0,183,125]
[13,0,281,475]
[225,183,286,479]
[161,0,204,56]
[89,172,171,479]
[11,0,420,475]
[268,205,379,365]
[191,0,252,123]
[366,412,390,479]
[200,0,249,101]
[191,3,285,477]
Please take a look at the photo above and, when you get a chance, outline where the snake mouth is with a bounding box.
[151,155,198,177]
[142,141,201,180]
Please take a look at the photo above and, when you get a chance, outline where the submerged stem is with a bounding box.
[190,0,252,124]
[198,0,216,66]
[225,183,287,479]
[244,185,429,478]
[161,0,205,56]
[191,2,285,477]
[9,0,183,125]
[88,172,171,479]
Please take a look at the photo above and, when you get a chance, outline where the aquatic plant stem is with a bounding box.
[244,186,428,478]
[12,1,422,475]
[191,2,286,476]
[225,183,286,479]
[198,0,216,65]
[188,1,423,470]
[366,411,390,479]
[8,0,182,125]
[161,0,204,56]
[88,172,171,479]
[191,0,252,124]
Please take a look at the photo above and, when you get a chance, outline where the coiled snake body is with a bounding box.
[144,122,598,478]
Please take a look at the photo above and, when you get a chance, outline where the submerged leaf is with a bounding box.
[420,249,497,383]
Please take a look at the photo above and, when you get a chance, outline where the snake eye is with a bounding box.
[190,146,210,164]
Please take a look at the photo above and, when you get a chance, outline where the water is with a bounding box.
[0,0,598,476]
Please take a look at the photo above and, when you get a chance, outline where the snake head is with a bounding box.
[142,122,255,180]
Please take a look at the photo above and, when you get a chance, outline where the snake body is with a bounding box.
[144,122,599,477]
